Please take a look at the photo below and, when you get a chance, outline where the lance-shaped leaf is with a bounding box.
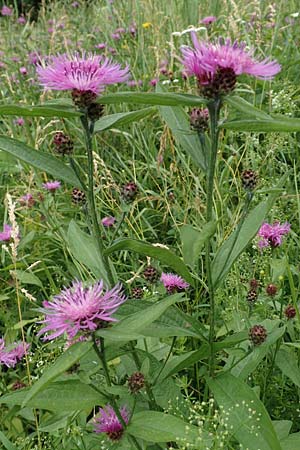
[208,373,282,450]
[221,116,300,132]
[180,222,216,267]
[99,91,206,107]
[22,341,92,408]
[104,238,194,286]
[0,136,80,186]
[0,104,80,118]
[224,96,273,120]
[94,107,156,132]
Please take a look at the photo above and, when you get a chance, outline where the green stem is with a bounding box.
[206,99,222,378]
[81,114,114,286]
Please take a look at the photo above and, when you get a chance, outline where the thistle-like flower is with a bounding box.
[94,405,129,441]
[42,181,61,192]
[0,338,29,368]
[37,52,129,95]
[181,33,281,97]
[160,272,189,294]
[38,280,126,341]
[258,221,290,249]
[0,224,13,242]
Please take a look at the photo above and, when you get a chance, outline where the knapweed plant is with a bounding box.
[1,2,300,450]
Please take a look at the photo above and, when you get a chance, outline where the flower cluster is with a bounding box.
[258,221,290,248]
[38,280,126,341]
[0,338,29,368]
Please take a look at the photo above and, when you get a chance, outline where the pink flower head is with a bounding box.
[37,52,129,94]
[181,33,281,96]
[95,43,107,50]
[160,272,190,294]
[14,117,25,126]
[1,5,12,16]
[71,1,80,7]
[258,221,290,249]
[38,280,126,341]
[17,16,26,24]
[0,224,13,242]
[94,405,129,441]
[201,16,217,25]
[42,180,61,192]
[0,338,29,368]
[101,216,116,227]
[19,193,35,207]
[19,66,27,75]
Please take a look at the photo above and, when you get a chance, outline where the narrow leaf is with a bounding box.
[180,222,216,267]
[1,380,104,411]
[157,83,207,171]
[208,373,282,450]
[105,238,194,286]
[225,96,272,120]
[0,136,80,186]
[0,431,17,450]
[0,104,80,118]
[221,116,300,132]
[99,91,207,107]
[22,341,92,407]
[127,411,211,447]
[94,107,155,132]
[67,220,109,284]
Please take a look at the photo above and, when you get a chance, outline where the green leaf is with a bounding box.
[0,431,17,450]
[221,116,300,132]
[1,379,104,411]
[225,96,272,120]
[207,373,282,450]
[97,294,184,342]
[21,341,92,408]
[99,91,206,107]
[273,421,292,441]
[0,136,80,186]
[157,83,207,171]
[104,239,194,286]
[180,222,216,267]
[67,220,109,284]
[14,270,42,287]
[281,432,300,450]
[276,347,300,388]
[0,104,81,118]
[127,411,211,447]
[212,178,285,288]
[94,107,156,132]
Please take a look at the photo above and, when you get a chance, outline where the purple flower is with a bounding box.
[37,52,129,94]
[149,78,158,86]
[17,16,26,24]
[101,216,116,227]
[0,338,29,368]
[38,280,126,341]
[258,221,290,249]
[95,43,106,50]
[201,16,217,25]
[42,181,61,192]
[71,1,80,7]
[0,224,13,242]
[1,5,12,16]
[14,117,25,126]
[28,51,40,66]
[19,193,35,207]
[160,272,190,294]
[181,33,281,96]
[19,66,27,75]
[94,405,129,441]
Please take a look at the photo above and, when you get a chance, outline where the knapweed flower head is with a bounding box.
[101,216,116,227]
[161,272,190,294]
[37,52,129,95]
[201,16,217,25]
[1,5,12,16]
[0,224,13,242]
[42,180,61,192]
[0,338,30,368]
[38,280,126,340]
[94,405,129,441]
[258,221,290,249]
[181,33,281,97]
